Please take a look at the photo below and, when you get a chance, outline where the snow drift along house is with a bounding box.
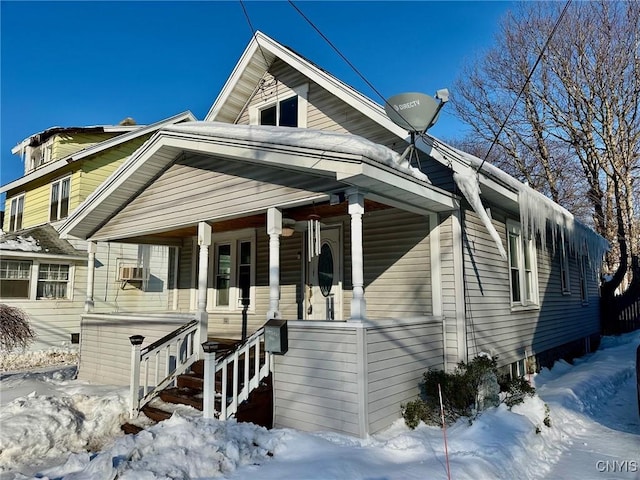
[0,113,196,350]
[59,32,608,437]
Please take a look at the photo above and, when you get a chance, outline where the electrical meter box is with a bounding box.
[265,319,288,354]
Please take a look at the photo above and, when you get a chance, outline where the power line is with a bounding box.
[239,0,271,69]
[477,0,573,172]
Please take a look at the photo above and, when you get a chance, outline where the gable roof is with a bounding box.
[205,31,519,207]
[1,111,197,195]
[59,122,458,241]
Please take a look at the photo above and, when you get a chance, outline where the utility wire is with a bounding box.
[239,0,271,69]
[477,0,572,172]
[287,1,397,116]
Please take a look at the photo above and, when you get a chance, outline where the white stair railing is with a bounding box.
[129,319,199,418]
[202,327,271,420]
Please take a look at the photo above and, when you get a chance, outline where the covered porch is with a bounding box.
[62,122,459,436]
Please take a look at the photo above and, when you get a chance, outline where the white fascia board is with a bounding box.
[1,160,68,194]
[338,163,458,212]
[1,111,196,195]
[205,35,272,121]
[59,132,174,239]
[205,31,411,142]
[0,250,87,261]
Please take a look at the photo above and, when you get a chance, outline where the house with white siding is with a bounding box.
[0,112,196,351]
[58,32,608,437]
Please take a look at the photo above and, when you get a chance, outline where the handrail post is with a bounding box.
[129,335,145,418]
[202,341,220,419]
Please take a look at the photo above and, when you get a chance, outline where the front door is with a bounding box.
[306,225,342,320]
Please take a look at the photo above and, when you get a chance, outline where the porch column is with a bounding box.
[197,222,211,347]
[266,207,282,320]
[348,189,366,320]
[84,241,97,312]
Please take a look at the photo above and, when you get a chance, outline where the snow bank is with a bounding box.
[164,121,431,183]
[0,390,127,472]
[39,414,277,479]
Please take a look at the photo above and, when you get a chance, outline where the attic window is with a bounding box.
[249,83,308,128]
[260,96,298,127]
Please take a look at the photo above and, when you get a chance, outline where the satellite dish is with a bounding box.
[384,92,440,132]
[384,89,449,169]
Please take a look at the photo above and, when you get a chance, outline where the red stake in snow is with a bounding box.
[438,383,452,480]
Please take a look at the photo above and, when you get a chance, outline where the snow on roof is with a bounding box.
[163,122,431,183]
[451,146,609,271]
[0,235,42,252]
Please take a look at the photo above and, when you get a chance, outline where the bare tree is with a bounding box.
[452,0,639,294]
[1,304,35,353]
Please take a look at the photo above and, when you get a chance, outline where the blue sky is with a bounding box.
[1,1,513,196]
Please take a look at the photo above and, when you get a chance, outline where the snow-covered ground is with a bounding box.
[1,331,638,480]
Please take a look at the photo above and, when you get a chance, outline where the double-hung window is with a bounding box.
[50,176,71,222]
[559,239,571,295]
[260,96,299,127]
[579,254,589,303]
[0,260,32,298]
[8,195,25,232]
[37,264,70,299]
[507,220,539,307]
[0,260,72,300]
[212,232,255,311]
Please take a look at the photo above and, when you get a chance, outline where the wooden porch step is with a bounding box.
[159,387,204,410]
[121,422,144,435]
[177,372,204,390]
[142,404,175,422]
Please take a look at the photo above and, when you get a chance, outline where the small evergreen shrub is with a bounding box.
[402,355,536,429]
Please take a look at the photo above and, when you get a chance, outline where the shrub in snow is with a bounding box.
[402,356,535,428]
[0,304,35,353]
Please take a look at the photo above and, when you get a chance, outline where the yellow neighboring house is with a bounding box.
[0,112,196,351]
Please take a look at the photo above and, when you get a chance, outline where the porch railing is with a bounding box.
[129,319,199,418]
[203,327,271,420]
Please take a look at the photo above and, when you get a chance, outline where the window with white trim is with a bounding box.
[249,83,309,128]
[559,239,571,295]
[50,176,71,221]
[506,220,539,307]
[211,232,255,310]
[579,254,589,303]
[8,195,25,232]
[0,260,73,300]
[0,260,32,298]
[37,264,70,299]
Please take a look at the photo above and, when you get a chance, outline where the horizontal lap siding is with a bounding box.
[78,315,193,385]
[366,321,444,434]
[1,260,87,350]
[78,137,149,202]
[363,209,432,318]
[462,209,600,367]
[438,213,460,368]
[96,155,337,239]
[91,243,170,314]
[273,325,361,436]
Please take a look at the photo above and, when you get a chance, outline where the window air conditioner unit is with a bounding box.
[118,266,146,281]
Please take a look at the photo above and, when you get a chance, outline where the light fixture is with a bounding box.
[282,218,296,237]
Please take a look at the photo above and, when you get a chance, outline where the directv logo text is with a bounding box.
[393,100,420,112]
